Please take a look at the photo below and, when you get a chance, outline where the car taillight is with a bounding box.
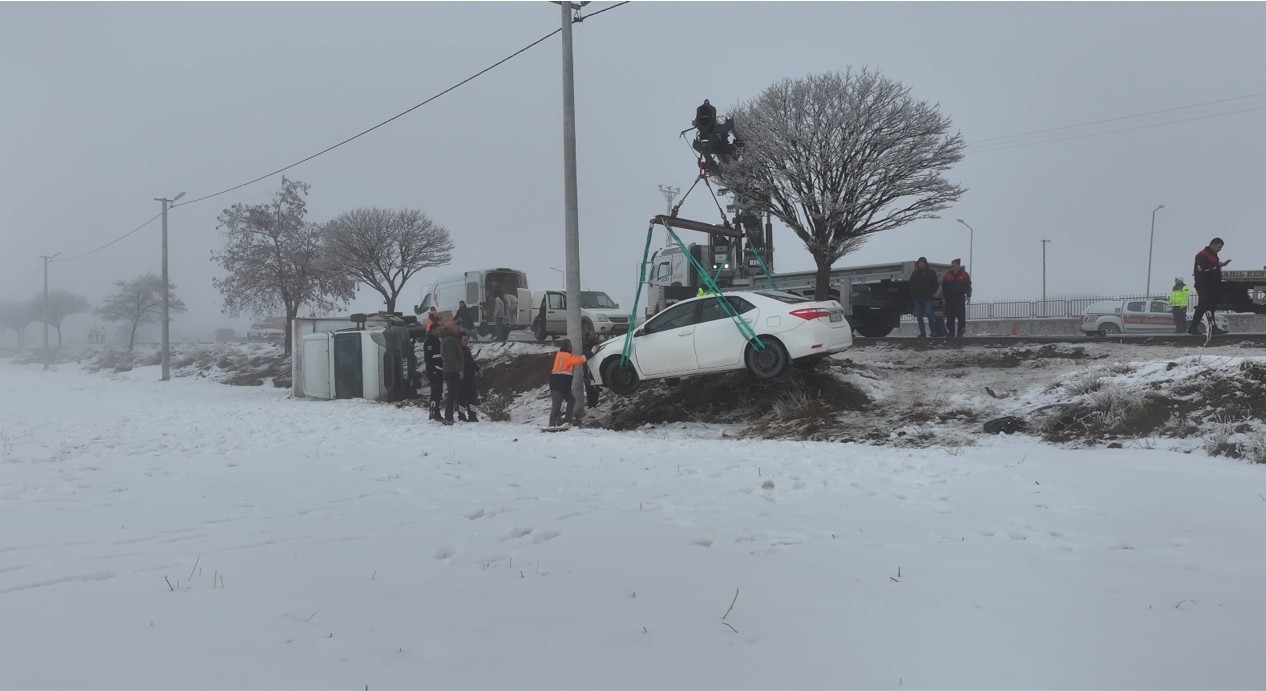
[790,307,832,320]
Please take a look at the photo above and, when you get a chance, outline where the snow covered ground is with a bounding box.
[3,355,1266,689]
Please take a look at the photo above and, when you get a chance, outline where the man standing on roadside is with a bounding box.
[908,256,939,338]
[1170,277,1190,333]
[941,258,972,338]
[1189,237,1230,336]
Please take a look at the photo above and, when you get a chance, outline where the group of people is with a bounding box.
[484,285,519,343]
[417,304,601,427]
[1172,236,1232,336]
[908,257,973,338]
[421,309,481,424]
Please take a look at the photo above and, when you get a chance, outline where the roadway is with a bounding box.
[852,333,1266,348]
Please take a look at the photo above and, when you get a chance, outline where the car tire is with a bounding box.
[1098,323,1121,336]
[582,318,594,334]
[602,358,641,395]
[745,336,789,379]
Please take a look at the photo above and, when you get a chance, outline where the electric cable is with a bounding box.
[50,213,162,264]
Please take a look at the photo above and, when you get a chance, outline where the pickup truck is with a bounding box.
[1080,298,1228,336]
[525,290,631,341]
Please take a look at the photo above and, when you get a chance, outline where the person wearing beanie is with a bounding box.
[908,256,940,338]
[1170,277,1191,333]
[548,338,588,427]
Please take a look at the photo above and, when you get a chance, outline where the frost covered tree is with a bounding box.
[37,289,90,347]
[212,177,354,354]
[715,68,966,301]
[321,207,454,314]
[96,273,186,351]
[0,299,38,347]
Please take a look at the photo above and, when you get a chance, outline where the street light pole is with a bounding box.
[155,191,185,381]
[1040,239,1052,316]
[560,1,586,421]
[956,219,975,280]
[39,252,60,370]
[1146,204,1165,297]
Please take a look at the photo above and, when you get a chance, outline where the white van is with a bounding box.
[417,268,530,336]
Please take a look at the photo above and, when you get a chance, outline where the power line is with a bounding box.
[969,102,1266,154]
[0,265,43,287]
[50,213,162,264]
[173,3,631,209]
[969,90,1266,145]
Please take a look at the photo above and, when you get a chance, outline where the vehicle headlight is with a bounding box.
[596,314,610,322]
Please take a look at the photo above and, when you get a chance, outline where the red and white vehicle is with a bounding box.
[1080,299,1228,336]
[588,290,853,395]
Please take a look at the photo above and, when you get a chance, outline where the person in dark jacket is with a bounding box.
[454,300,477,340]
[457,332,480,422]
[439,320,464,424]
[1189,237,1230,336]
[548,339,588,427]
[422,322,445,421]
[941,258,972,337]
[908,257,940,338]
[581,330,602,407]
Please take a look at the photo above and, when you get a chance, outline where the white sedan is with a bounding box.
[588,290,853,395]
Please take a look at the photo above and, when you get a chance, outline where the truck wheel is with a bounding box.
[533,319,548,342]
[1098,323,1120,336]
[582,317,594,334]
[851,310,894,338]
[745,336,789,379]
[603,359,641,395]
[477,322,491,338]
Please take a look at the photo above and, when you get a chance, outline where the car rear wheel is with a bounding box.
[603,359,641,395]
[1098,323,1121,336]
[745,336,789,379]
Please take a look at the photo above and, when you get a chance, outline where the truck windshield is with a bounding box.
[580,291,618,309]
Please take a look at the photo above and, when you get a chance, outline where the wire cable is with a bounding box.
[0,265,43,287]
[970,90,1266,145]
[969,102,1266,154]
[50,212,162,264]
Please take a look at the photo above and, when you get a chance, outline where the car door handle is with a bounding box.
[678,330,693,337]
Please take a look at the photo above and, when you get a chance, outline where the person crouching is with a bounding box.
[549,338,588,427]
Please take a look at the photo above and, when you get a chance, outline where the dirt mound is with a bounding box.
[600,360,871,438]
[946,344,1095,369]
[478,352,554,394]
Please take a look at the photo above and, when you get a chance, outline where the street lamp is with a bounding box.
[155,191,185,382]
[955,219,975,278]
[1146,204,1165,297]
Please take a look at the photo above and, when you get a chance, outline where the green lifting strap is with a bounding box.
[619,223,657,367]
[662,223,765,350]
[751,245,778,292]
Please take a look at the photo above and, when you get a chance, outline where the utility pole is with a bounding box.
[155,191,185,381]
[1040,239,1052,317]
[39,252,60,370]
[560,1,586,421]
[1146,204,1165,297]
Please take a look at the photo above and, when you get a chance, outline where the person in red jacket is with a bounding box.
[548,339,588,427]
[1189,237,1230,336]
[941,259,972,337]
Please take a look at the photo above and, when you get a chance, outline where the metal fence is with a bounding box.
[901,293,1210,323]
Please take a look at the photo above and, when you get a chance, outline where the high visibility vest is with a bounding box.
[551,351,586,376]
[1170,285,1190,307]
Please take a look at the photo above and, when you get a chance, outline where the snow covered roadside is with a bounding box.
[2,359,1266,689]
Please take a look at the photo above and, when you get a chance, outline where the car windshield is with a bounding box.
[580,291,618,309]
[754,290,811,304]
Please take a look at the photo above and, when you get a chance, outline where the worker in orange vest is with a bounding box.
[548,339,588,427]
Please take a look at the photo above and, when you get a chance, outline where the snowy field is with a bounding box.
[3,356,1266,689]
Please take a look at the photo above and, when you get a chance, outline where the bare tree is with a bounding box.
[36,289,90,348]
[322,207,454,313]
[96,273,186,351]
[211,177,354,354]
[715,68,966,300]
[0,299,38,347]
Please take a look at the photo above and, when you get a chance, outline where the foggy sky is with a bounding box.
[3,1,1265,345]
